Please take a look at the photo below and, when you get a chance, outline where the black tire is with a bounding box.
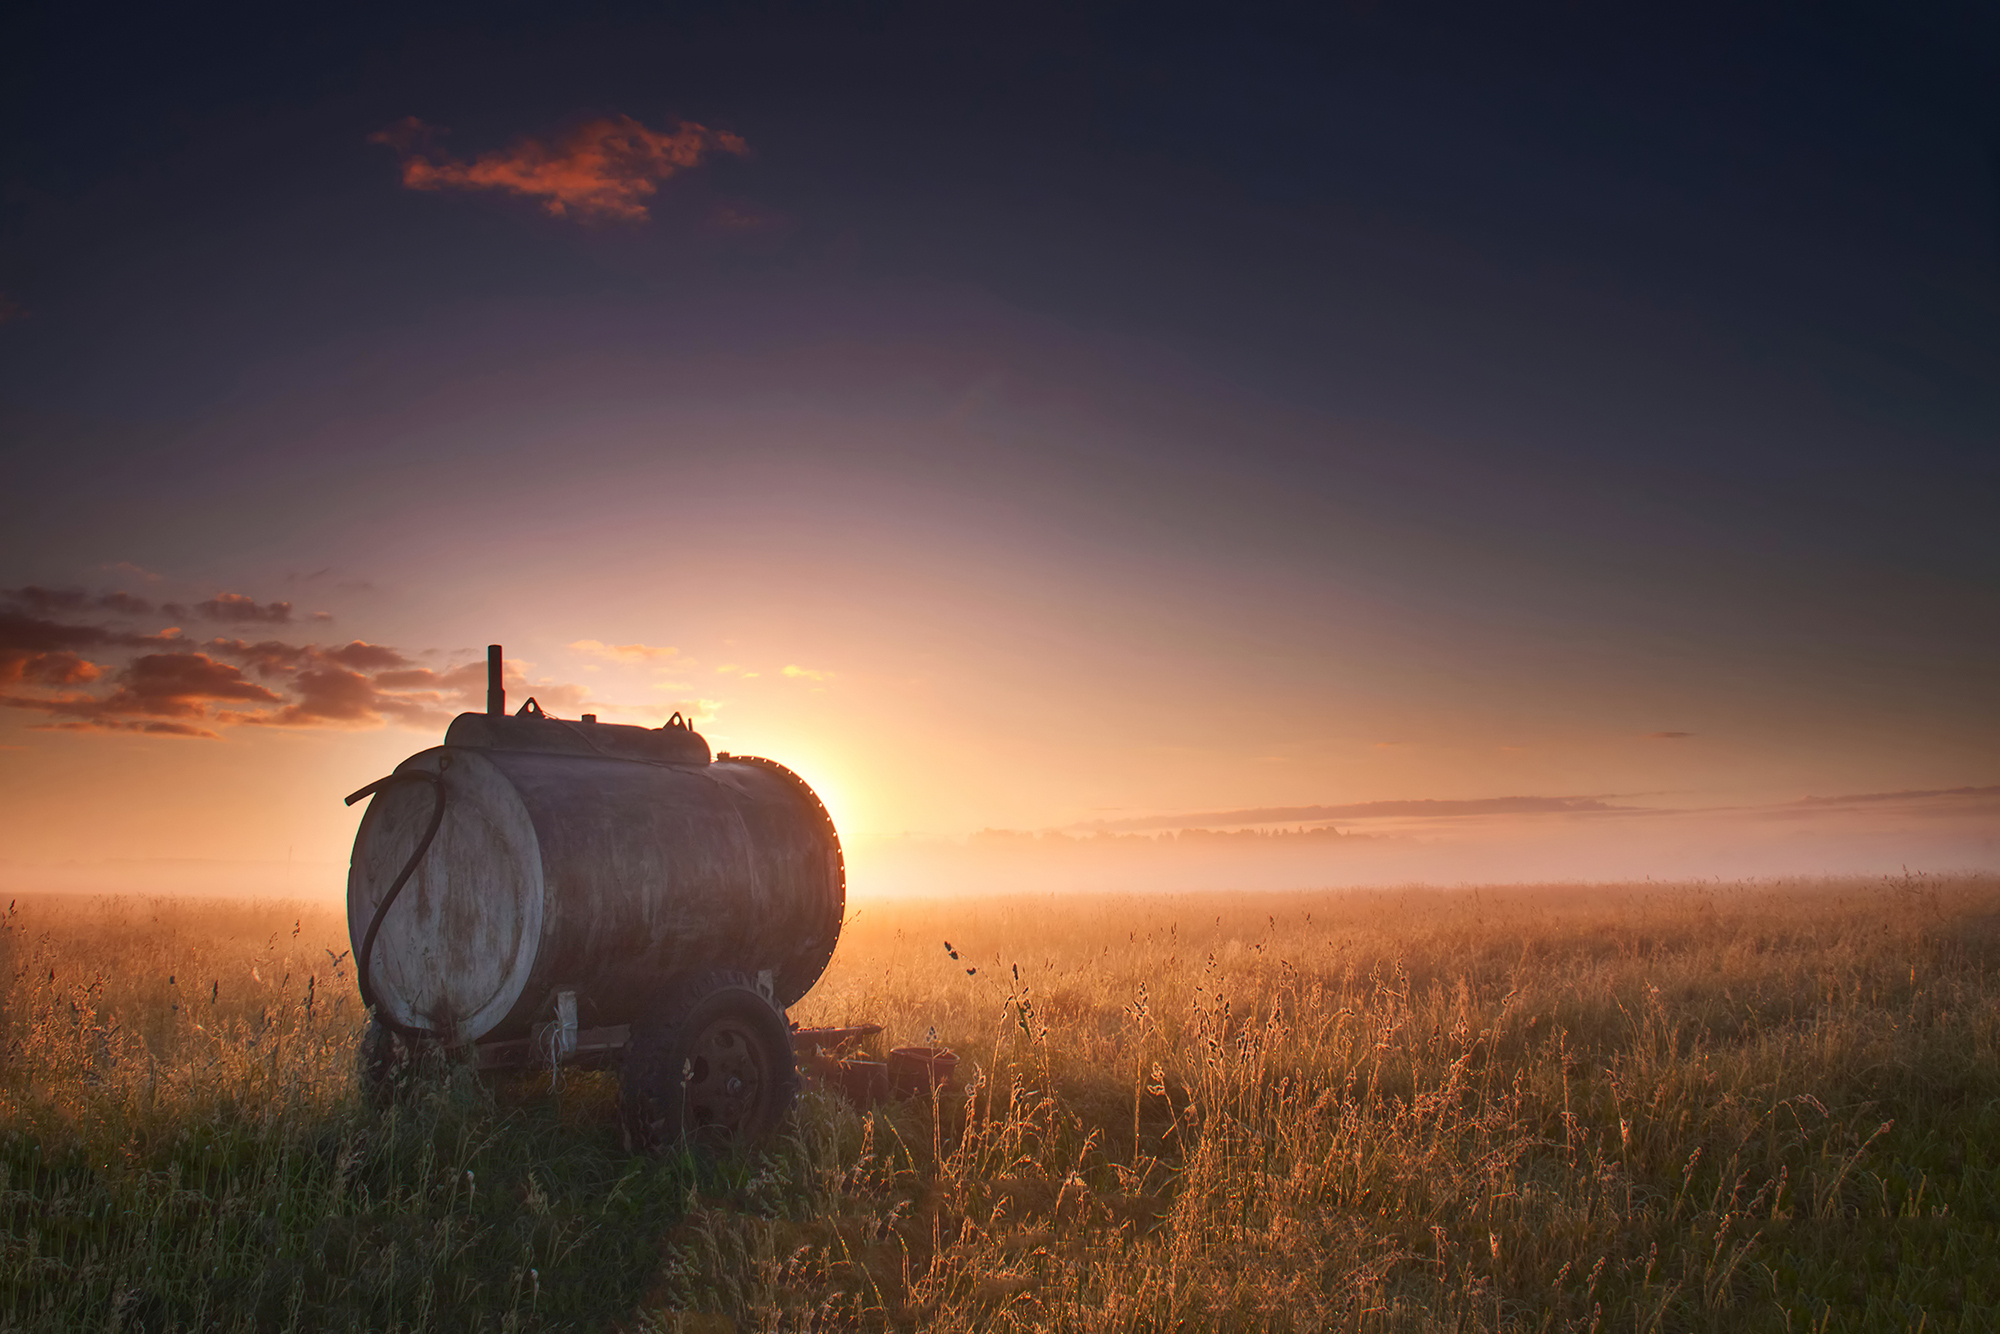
[621,969,798,1153]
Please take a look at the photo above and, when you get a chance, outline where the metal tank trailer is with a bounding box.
[343,645,850,1148]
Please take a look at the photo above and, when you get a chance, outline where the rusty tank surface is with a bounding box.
[344,645,844,1147]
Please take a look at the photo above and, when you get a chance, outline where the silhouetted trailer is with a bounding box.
[344,645,844,1148]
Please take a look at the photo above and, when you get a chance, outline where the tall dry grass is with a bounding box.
[0,896,693,1332]
[3,875,1997,1331]
[681,876,2000,1332]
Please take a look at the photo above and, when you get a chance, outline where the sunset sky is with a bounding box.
[3,3,1996,894]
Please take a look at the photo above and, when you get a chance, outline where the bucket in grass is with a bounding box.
[889,1046,959,1096]
[834,1059,891,1107]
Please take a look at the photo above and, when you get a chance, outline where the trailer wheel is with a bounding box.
[621,970,798,1153]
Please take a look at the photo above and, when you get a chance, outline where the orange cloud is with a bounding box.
[0,651,105,687]
[3,652,282,734]
[781,663,833,682]
[253,664,440,728]
[373,115,749,222]
[1645,731,1695,740]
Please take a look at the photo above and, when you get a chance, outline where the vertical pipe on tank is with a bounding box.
[487,645,504,716]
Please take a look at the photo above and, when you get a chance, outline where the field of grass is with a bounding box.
[3,874,1997,1331]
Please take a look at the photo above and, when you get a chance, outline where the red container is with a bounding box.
[835,1059,891,1107]
[889,1046,960,1097]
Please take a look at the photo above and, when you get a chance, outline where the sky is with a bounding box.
[2,1,1997,896]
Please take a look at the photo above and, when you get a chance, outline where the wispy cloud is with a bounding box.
[1797,784,2000,807]
[708,201,786,233]
[34,719,218,739]
[570,639,680,663]
[372,115,749,222]
[6,586,156,618]
[781,663,833,682]
[1073,795,1631,834]
[1063,783,2000,839]
[16,587,303,624]
[195,593,292,623]
[1645,731,1695,740]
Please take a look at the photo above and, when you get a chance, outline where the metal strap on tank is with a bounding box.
[343,753,453,1040]
[552,716,614,758]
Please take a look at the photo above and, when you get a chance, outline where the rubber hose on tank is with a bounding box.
[343,755,452,1040]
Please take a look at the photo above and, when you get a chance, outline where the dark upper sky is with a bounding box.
[8,3,1998,483]
[1,0,1996,867]
[10,4,1998,426]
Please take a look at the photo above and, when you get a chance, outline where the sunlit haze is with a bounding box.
[3,4,1995,896]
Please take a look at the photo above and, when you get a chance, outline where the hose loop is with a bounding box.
[344,754,453,1041]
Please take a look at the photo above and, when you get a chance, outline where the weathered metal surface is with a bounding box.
[348,747,544,1042]
[442,711,710,766]
[347,712,844,1047]
[476,1024,630,1071]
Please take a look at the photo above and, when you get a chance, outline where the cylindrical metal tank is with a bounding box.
[346,708,844,1047]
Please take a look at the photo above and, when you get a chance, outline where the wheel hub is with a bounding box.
[682,1017,770,1138]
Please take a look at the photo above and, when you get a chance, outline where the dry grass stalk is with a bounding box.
[2,874,1996,1331]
